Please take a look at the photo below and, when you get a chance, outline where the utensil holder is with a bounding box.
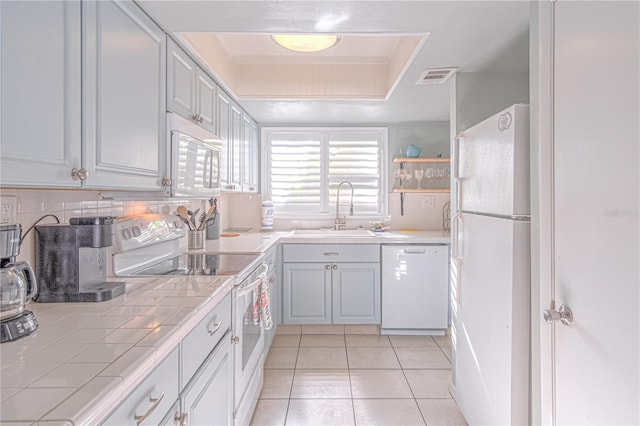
[188,230,204,250]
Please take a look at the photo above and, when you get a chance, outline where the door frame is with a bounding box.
[530,2,555,424]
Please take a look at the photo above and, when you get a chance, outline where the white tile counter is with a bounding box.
[0,275,233,424]
[279,230,451,244]
[0,229,450,424]
[196,229,450,253]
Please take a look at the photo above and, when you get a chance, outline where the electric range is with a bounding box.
[112,214,258,278]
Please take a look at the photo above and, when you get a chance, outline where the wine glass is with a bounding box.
[396,168,407,188]
[426,168,435,189]
[414,169,424,189]
[402,167,412,189]
[436,168,445,188]
[393,167,402,188]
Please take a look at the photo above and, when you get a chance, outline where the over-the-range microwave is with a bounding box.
[166,112,221,198]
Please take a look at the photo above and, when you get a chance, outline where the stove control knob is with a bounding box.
[132,226,142,237]
[122,228,132,240]
[174,220,184,229]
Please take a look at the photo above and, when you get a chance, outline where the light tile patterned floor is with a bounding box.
[251,325,467,426]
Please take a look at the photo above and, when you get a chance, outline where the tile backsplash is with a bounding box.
[1,188,209,267]
[1,188,451,267]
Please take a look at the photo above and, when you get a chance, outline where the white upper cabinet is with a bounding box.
[167,38,196,121]
[167,39,217,134]
[242,113,259,193]
[217,89,231,190]
[83,0,167,189]
[1,0,167,190]
[0,1,82,187]
[229,101,244,191]
[195,68,217,134]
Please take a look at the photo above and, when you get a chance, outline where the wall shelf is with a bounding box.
[392,188,450,193]
[393,157,451,215]
[392,157,450,163]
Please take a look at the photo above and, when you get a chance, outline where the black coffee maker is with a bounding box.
[35,217,124,302]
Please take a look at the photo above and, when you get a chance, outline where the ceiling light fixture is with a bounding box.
[271,34,340,53]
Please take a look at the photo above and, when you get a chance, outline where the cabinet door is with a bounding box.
[101,348,179,426]
[195,68,217,134]
[229,102,243,191]
[217,90,231,190]
[182,335,233,426]
[242,115,260,192]
[0,0,81,187]
[167,38,196,120]
[332,262,381,324]
[83,0,166,189]
[283,263,332,324]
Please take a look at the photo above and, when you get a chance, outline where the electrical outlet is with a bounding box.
[0,196,17,224]
[422,195,436,209]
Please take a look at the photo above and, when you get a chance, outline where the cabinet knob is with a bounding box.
[192,113,200,123]
[174,412,188,426]
[325,265,331,270]
[162,177,172,187]
[71,168,88,181]
[231,335,240,344]
[332,264,338,270]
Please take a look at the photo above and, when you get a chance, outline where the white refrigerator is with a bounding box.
[452,104,530,425]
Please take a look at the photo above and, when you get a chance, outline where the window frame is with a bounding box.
[261,127,388,219]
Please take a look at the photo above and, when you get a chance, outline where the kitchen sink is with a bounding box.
[290,229,376,237]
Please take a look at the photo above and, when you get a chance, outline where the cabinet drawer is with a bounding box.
[101,347,179,426]
[181,293,231,390]
[283,244,380,263]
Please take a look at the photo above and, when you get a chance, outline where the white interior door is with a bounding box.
[540,2,640,423]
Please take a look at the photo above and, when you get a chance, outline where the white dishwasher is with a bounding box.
[381,245,449,335]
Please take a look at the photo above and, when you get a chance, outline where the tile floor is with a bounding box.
[251,325,467,426]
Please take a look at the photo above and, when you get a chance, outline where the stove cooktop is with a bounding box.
[127,253,259,277]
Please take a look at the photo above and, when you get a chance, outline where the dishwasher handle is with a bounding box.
[401,248,427,254]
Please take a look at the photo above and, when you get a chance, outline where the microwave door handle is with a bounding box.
[204,150,212,188]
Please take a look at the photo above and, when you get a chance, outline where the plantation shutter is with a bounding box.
[265,129,385,216]
[328,132,382,215]
[268,132,324,213]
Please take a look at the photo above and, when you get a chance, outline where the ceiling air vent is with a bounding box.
[416,68,457,85]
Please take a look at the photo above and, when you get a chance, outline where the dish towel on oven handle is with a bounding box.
[250,264,272,330]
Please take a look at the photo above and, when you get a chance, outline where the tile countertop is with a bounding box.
[0,274,234,424]
[0,229,450,424]
[197,230,450,253]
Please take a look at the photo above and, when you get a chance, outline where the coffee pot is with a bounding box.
[0,224,39,343]
[0,262,37,320]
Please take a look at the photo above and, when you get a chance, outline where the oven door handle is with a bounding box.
[236,263,268,298]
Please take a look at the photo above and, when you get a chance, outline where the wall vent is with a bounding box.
[415,68,457,85]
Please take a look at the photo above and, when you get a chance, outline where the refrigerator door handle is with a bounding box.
[452,134,462,180]
[451,212,463,305]
[453,134,463,211]
[451,212,463,260]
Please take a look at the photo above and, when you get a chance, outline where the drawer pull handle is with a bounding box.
[134,392,165,425]
[323,252,339,256]
[207,320,222,336]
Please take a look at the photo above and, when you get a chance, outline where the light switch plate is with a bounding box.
[0,195,18,224]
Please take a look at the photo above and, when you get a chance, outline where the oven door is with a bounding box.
[233,269,266,409]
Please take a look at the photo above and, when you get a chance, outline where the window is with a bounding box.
[262,128,387,216]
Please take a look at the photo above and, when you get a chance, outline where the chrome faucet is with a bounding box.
[334,181,354,230]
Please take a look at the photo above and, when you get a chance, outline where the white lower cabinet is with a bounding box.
[101,347,180,426]
[180,331,233,426]
[101,294,234,426]
[282,244,381,325]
